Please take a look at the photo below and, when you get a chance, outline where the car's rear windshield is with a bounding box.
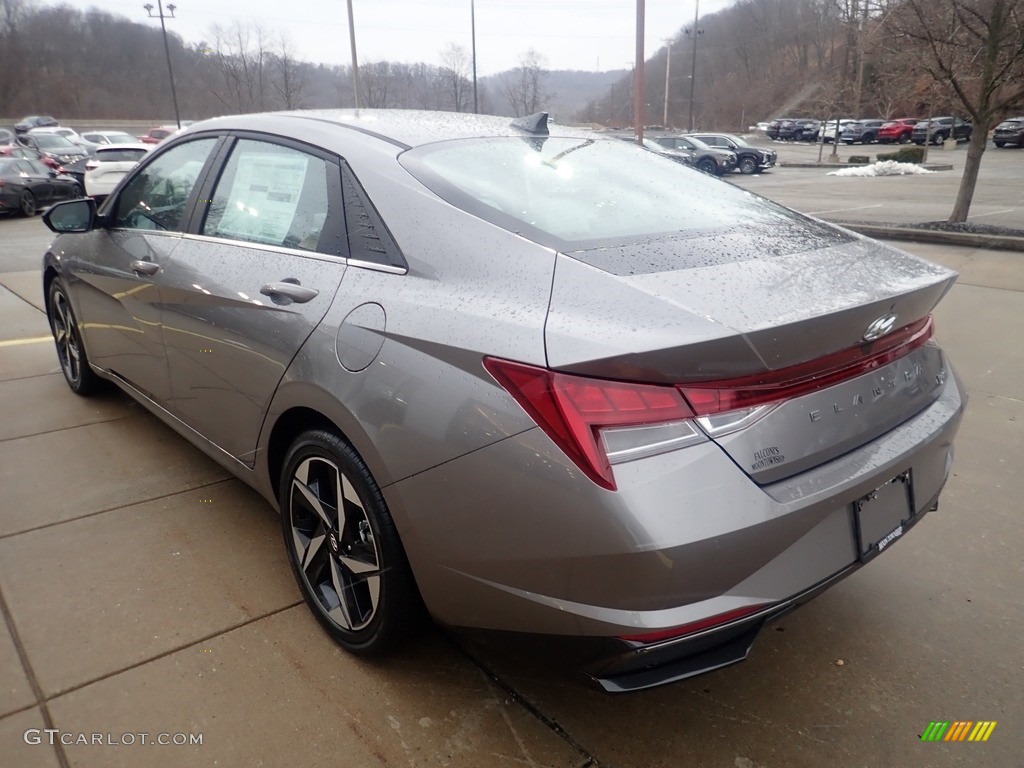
[102,133,138,144]
[399,136,816,252]
[96,148,147,161]
[33,135,75,148]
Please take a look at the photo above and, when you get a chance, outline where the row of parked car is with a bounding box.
[766,116,976,145]
[617,132,778,176]
[0,116,162,217]
[765,115,1024,148]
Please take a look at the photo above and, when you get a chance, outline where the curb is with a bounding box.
[830,222,1024,253]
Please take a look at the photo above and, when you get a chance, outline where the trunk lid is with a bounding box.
[544,228,957,483]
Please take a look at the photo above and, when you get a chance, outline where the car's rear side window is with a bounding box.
[201,139,338,255]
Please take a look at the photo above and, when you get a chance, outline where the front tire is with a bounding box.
[47,278,104,395]
[995,141,1005,148]
[281,430,421,655]
[738,156,758,175]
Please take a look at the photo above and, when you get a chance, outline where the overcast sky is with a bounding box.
[45,0,737,76]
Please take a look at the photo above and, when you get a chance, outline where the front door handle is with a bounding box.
[130,259,160,276]
[260,281,319,304]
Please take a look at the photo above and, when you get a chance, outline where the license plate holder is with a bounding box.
[855,470,915,562]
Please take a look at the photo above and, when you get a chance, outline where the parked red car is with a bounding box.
[876,118,921,144]
[137,125,178,144]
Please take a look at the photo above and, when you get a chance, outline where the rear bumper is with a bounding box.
[386,361,964,690]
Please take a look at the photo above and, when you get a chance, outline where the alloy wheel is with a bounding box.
[20,190,36,216]
[287,455,382,632]
[51,289,82,385]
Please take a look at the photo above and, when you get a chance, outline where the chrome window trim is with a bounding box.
[345,258,407,275]
[179,232,348,264]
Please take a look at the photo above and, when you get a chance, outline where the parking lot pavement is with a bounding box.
[732,139,1024,232]
[2,218,1022,766]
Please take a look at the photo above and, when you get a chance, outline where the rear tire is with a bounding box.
[19,190,36,217]
[696,158,717,175]
[280,429,423,656]
[995,141,1005,148]
[898,133,910,145]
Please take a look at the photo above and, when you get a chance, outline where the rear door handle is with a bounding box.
[260,281,319,303]
[130,260,160,276]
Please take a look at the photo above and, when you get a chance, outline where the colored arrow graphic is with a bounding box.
[921,721,997,742]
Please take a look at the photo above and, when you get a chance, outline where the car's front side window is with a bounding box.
[112,138,217,232]
[201,139,337,255]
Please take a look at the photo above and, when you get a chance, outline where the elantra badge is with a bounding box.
[863,312,898,342]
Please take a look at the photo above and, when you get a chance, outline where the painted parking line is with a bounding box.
[0,336,52,348]
[806,203,884,215]
[967,208,1016,219]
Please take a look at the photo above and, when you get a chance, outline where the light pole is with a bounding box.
[662,39,671,128]
[685,0,703,132]
[143,0,181,128]
[633,0,645,142]
[346,0,361,108]
[471,0,478,114]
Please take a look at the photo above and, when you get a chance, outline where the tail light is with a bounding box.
[483,358,702,490]
[678,316,934,416]
[485,316,933,491]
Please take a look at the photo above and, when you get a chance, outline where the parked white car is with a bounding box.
[83,144,150,198]
[821,118,855,143]
[27,126,91,148]
[79,130,142,147]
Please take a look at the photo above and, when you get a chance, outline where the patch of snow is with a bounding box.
[827,160,935,177]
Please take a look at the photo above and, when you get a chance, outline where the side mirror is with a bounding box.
[43,198,97,234]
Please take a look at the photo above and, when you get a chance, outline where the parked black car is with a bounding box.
[766,118,798,140]
[17,133,89,166]
[690,133,777,174]
[0,157,81,216]
[14,115,58,135]
[911,117,972,145]
[614,136,696,167]
[777,119,818,141]
[652,135,737,175]
[993,117,1024,148]
[840,119,885,144]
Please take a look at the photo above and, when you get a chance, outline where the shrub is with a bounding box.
[848,155,870,164]
[876,147,926,164]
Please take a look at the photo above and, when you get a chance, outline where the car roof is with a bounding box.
[179,110,593,150]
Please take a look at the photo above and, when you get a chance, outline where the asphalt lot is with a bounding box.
[730,138,1024,231]
[1,165,1023,767]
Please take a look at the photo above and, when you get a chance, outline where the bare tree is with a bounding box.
[360,61,394,108]
[502,48,550,117]
[439,43,470,112]
[270,34,306,110]
[0,0,31,112]
[207,21,271,113]
[883,0,1024,221]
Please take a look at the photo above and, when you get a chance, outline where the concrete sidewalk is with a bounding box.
[2,239,1023,767]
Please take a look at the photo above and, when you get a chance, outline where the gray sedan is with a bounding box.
[40,110,965,692]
